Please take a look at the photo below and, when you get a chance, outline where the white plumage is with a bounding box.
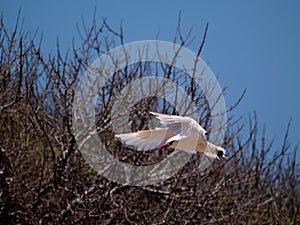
[115,112,227,160]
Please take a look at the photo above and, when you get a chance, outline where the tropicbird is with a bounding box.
[115,112,227,160]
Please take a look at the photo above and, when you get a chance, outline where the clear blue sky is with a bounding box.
[2,1,300,159]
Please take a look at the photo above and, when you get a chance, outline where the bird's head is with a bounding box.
[216,146,227,161]
[205,142,227,160]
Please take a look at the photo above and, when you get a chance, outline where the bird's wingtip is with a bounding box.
[149,111,158,115]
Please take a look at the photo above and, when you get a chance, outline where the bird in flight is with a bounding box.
[115,112,227,160]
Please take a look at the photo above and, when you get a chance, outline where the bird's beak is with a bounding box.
[221,156,227,161]
[158,144,169,150]
[217,156,227,161]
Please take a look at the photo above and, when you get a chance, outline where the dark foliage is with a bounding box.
[0,15,299,224]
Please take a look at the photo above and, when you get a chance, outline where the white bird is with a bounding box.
[115,112,227,160]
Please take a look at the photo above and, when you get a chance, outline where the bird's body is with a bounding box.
[115,112,226,160]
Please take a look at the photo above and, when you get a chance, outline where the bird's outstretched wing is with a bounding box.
[115,128,175,151]
[150,112,207,142]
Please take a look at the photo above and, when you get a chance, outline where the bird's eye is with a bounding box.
[217,150,223,158]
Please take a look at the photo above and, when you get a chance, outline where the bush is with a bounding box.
[0,15,299,224]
